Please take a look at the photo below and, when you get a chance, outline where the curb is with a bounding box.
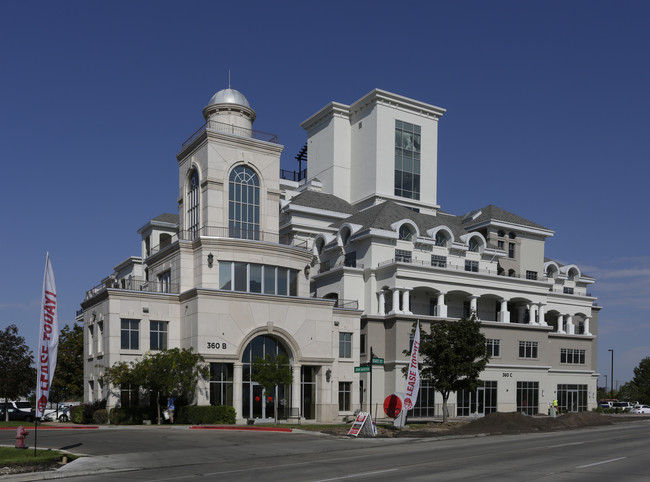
[190,425,292,432]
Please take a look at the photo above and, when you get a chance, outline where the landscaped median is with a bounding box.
[0,446,76,476]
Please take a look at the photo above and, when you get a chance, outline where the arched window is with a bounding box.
[229,166,260,240]
[341,229,351,246]
[399,225,413,241]
[187,169,200,236]
[469,237,481,252]
[435,231,448,247]
[497,230,505,237]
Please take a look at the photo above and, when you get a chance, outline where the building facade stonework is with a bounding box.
[81,88,600,422]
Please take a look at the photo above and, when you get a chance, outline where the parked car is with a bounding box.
[57,406,71,422]
[611,401,634,412]
[0,407,34,422]
[630,405,650,414]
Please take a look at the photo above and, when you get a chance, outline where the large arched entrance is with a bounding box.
[241,334,293,420]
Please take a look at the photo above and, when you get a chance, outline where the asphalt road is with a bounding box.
[2,420,650,481]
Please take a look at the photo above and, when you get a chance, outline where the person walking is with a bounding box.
[167,396,175,424]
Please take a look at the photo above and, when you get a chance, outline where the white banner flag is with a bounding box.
[36,253,59,418]
[403,321,421,410]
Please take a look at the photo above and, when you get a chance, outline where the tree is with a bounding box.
[406,315,489,422]
[51,323,84,403]
[252,353,293,424]
[0,325,36,420]
[629,357,650,403]
[101,348,208,424]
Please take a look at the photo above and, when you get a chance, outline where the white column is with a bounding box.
[391,288,401,314]
[402,289,412,315]
[233,362,243,420]
[377,291,386,315]
[584,317,592,336]
[557,315,565,334]
[436,292,447,318]
[469,295,478,317]
[499,299,510,323]
[566,315,575,335]
[530,304,539,325]
[538,303,547,326]
[292,365,301,419]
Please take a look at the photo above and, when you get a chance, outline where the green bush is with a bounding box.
[92,409,108,424]
[176,405,236,425]
[70,405,84,424]
[109,406,153,425]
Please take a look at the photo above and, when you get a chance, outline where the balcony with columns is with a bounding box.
[372,287,594,337]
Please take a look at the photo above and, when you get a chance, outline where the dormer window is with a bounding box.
[508,232,517,239]
[435,231,448,247]
[399,225,413,241]
[498,230,505,237]
[469,238,480,252]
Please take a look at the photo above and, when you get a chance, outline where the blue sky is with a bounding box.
[2,1,648,389]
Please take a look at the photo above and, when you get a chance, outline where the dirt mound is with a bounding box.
[452,411,613,435]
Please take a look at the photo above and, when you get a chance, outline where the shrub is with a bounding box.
[176,405,236,425]
[109,406,153,425]
[92,409,108,424]
[70,405,84,424]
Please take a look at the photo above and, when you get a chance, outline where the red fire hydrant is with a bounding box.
[15,425,29,449]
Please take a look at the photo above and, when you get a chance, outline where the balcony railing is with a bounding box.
[148,226,308,257]
[333,299,359,310]
[84,279,179,301]
[319,260,365,274]
[182,119,278,150]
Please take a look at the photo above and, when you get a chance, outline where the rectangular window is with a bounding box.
[526,271,538,280]
[563,287,574,294]
[465,260,479,272]
[516,381,539,415]
[497,240,504,250]
[234,262,247,292]
[431,255,447,268]
[210,363,233,406]
[121,319,139,350]
[150,321,168,351]
[508,243,515,259]
[487,339,500,357]
[360,334,366,356]
[120,384,137,408]
[344,251,357,268]
[457,381,498,417]
[339,332,352,358]
[339,382,352,411]
[289,269,298,296]
[408,380,437,418]
[394,120,421,200]
[219,261,232,290]
[395,249,412,263]
[158,270,171,293]
[277,268,288,295]
[519,341,539,359]
[249,264,262,293]
[560,348,586,364]
[88,326,94,356]
[263,266,275,294]
[97,321,104,353]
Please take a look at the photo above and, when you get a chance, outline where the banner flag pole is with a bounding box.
[35,253,59,455]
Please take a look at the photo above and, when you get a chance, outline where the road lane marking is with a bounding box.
[577,457,627,469]
[552,442,584,448]
[313,468,399,481]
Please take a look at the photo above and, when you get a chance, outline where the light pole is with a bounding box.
[603,374,607,394]
[608,349,614,398]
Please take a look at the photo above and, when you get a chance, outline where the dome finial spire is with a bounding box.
[228,69,231,89]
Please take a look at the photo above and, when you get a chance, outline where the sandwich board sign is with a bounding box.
[347,411,376,437]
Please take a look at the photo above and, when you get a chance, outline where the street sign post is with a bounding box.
[371,358,384,365]
[354,366,370,373]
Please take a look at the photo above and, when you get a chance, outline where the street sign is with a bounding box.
[371,357,384,365]
[354,366,370,373]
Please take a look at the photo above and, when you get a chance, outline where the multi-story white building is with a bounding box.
[80,87,600,422]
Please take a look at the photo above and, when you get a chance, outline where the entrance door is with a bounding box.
[252,384,265,419]
[475,387,486,416]
[566,390,579,412]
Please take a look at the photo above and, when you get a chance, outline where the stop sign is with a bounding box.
[383,394,402,418]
